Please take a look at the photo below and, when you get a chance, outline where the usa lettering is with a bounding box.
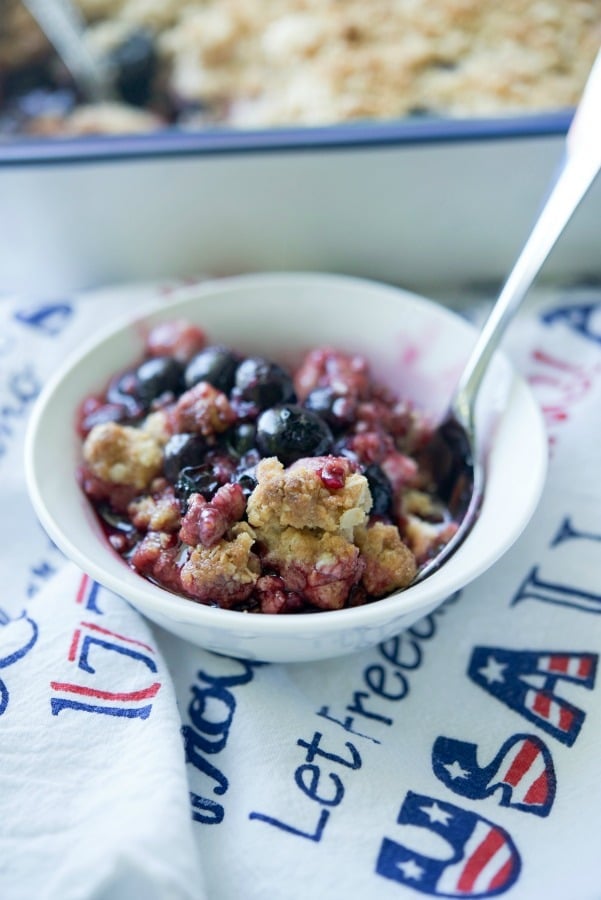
[432,733,556,817]
[379,640,595,895]
[468,646,597,746]
[377,791,521,897]
[540,297,601,346]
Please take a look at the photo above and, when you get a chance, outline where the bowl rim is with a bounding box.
[24,271,548,638]
[0,110,572,168]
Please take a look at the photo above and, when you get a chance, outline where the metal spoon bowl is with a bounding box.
[413,46,601,584]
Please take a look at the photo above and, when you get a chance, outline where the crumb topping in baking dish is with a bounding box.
[1,0,599,136]
[77,320,458,613]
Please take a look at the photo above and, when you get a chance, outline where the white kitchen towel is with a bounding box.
[1,279,600,900]
[0,566,205,900]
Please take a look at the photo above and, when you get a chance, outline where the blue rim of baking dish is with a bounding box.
[0,109,573,167]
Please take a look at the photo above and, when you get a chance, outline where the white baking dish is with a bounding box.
[1,111,599,295]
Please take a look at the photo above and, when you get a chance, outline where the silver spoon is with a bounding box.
[21,0,114,103]
[414,47,601,584]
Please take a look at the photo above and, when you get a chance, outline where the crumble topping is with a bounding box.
[180,530,261,606]
[246,456,371,535]
[142,410,173,446]
[128,481,181,533]
[83,421,163,489]
[354,522,417,597]
[256,525,364,611]
[62,102,162,135]
[1,1,599,136]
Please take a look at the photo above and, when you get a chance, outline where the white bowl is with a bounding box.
[24,273,547,662]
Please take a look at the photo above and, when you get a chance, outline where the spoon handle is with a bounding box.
[22,0,113,103]
[452,48,601,427]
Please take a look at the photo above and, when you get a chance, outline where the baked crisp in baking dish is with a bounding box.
[1,0,600,135]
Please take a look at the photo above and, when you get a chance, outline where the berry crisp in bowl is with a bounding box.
[24,273,548,662]
[76,319,456,614]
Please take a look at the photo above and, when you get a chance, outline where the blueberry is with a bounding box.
[303,387,356,432]
[163,433,206,483]
[363,464,393,516]
[106,370,145,419]
[80,402,132,433]
[224,422,257,457]
[256,404,333,466]
[97,504,138,535]
[109,30,157,107]
[97,504,140,554]
[175,464,222,505]
[184,346,239,393]
[234,466,258,499]
[135,356,183,407]
[233,357,296,411]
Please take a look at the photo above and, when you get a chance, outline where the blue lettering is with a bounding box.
[249,808,329,842]
[295,764,344,806]
[182,725,229,796]
[346,690,393,725]
[78,635,157,675]
[316,706,380,743]
[380,634,423,670]
[51,698,152,718]
[541,299,601,345]
[190,792,224,825]
[512,566,601,614]
[512,517,601,613]
[365,664,409,700]
[184,659,263,826]
[14,302,73,336]
[297,732,361,769]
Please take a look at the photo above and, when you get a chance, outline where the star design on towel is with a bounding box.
[443,759,470,780]
[397,859,424,880]
[478,655,507,685]
[420,801,452,826]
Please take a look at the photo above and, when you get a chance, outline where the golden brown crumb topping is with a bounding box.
[83,421,163,490]
[128,484,181,533]
[354,522,417,597]
[180,530,261,606]
[3,0,599,135]
[246,457,371,535]
[256,525,363,611]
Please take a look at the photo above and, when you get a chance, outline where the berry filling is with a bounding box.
[77,322,457,613]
